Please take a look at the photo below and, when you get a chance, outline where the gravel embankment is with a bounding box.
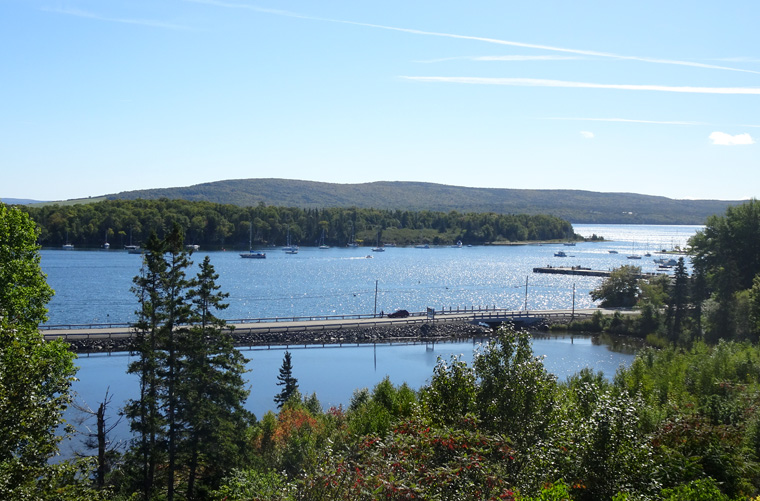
[65,321,493,354]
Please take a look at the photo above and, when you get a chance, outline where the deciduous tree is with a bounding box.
[590,265,642,308]
[0,204,102,499]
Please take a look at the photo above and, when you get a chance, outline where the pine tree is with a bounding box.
[125,232,167,499]
[161,226,193,501]
[668,257,689,343]
[125,229,253,499]
[124,226,193,501]
[274,351,299,408]
[181,256,253,497]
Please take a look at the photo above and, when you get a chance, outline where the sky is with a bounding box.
[2,1,759,202]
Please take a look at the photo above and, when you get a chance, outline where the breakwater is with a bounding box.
[64,321,492,354]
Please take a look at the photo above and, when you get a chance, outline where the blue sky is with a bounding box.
[2,1,759,201]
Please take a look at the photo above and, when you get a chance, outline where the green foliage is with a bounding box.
[421,355,477,427]
[473,328,558,451]
[689,199,760,341]
[590,265,642,308]
[274,351,299,409]
[181,256,253,497]
[296,416,517,500]
[691,198,760,295]
[347,377,418,437]
[122,228,252,499]
[212,468,286,500]
[22,197,576,248]
[0,204,54,329]
[0,204,104,499]
[518,480,572,501]
[660,477,733,501]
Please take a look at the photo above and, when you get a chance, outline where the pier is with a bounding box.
[533,266,613,277]
[533,266,662,279]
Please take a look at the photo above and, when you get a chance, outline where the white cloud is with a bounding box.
[416,55,581,63]
[344,23,760,75]
[402,76,760,95]
[474,55,581,61]
[709,132,756,145]
[184,0,760,75]
[580,131,595,139]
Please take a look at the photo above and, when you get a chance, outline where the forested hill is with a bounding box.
[106,179,741,225]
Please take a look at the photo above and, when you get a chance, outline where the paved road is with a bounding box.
[41,308,630,342]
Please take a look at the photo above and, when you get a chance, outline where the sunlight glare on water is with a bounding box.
[41,224,701,325]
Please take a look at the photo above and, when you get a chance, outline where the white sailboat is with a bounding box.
[347,222,359,248]
[318,229,330,249]
[125,227,141,253]
[372,230,385,252]
[283,228,299,254]
[627,240,641,259]
[62,231,74,249]
[241,223,266,259]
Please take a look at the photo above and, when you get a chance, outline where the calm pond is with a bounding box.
[64,333,639,458]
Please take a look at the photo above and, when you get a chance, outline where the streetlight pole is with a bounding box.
[524,275,528,312]
[374,280,378,317]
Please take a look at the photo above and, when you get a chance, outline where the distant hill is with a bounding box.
[1,197,46,205]
[105,179,741,225]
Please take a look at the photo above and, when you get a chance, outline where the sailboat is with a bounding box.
[627,240,641,260]
[103,230,110,249]
[347,222,359,248]
[372,230,385,252]
[62,231,74,250]
[241,223,266,259]
[125,227,142,253]
[283,228,299,254]
[318,229,330,249]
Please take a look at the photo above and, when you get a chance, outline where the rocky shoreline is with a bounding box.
[65,321,493,354]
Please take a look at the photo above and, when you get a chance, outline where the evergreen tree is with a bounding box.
[274,351,299,408]
[124,232,167,499]
[689,199,760,340]
[667,257,690,343]
[161,226,193,501]
[124,229,253,500]
[182,256,253,497]
[124,226,193,501]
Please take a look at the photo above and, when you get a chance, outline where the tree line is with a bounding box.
[20,198,576,249]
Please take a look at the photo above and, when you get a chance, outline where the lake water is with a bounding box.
[64,333,638,458]
[49,224,699,454]
[42,224,701,326]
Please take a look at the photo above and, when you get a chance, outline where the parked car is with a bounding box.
[387,309,410,318]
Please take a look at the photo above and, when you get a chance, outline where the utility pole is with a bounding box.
[572,283,576,321]
[524,275,528,311]
[374,280,378,317]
